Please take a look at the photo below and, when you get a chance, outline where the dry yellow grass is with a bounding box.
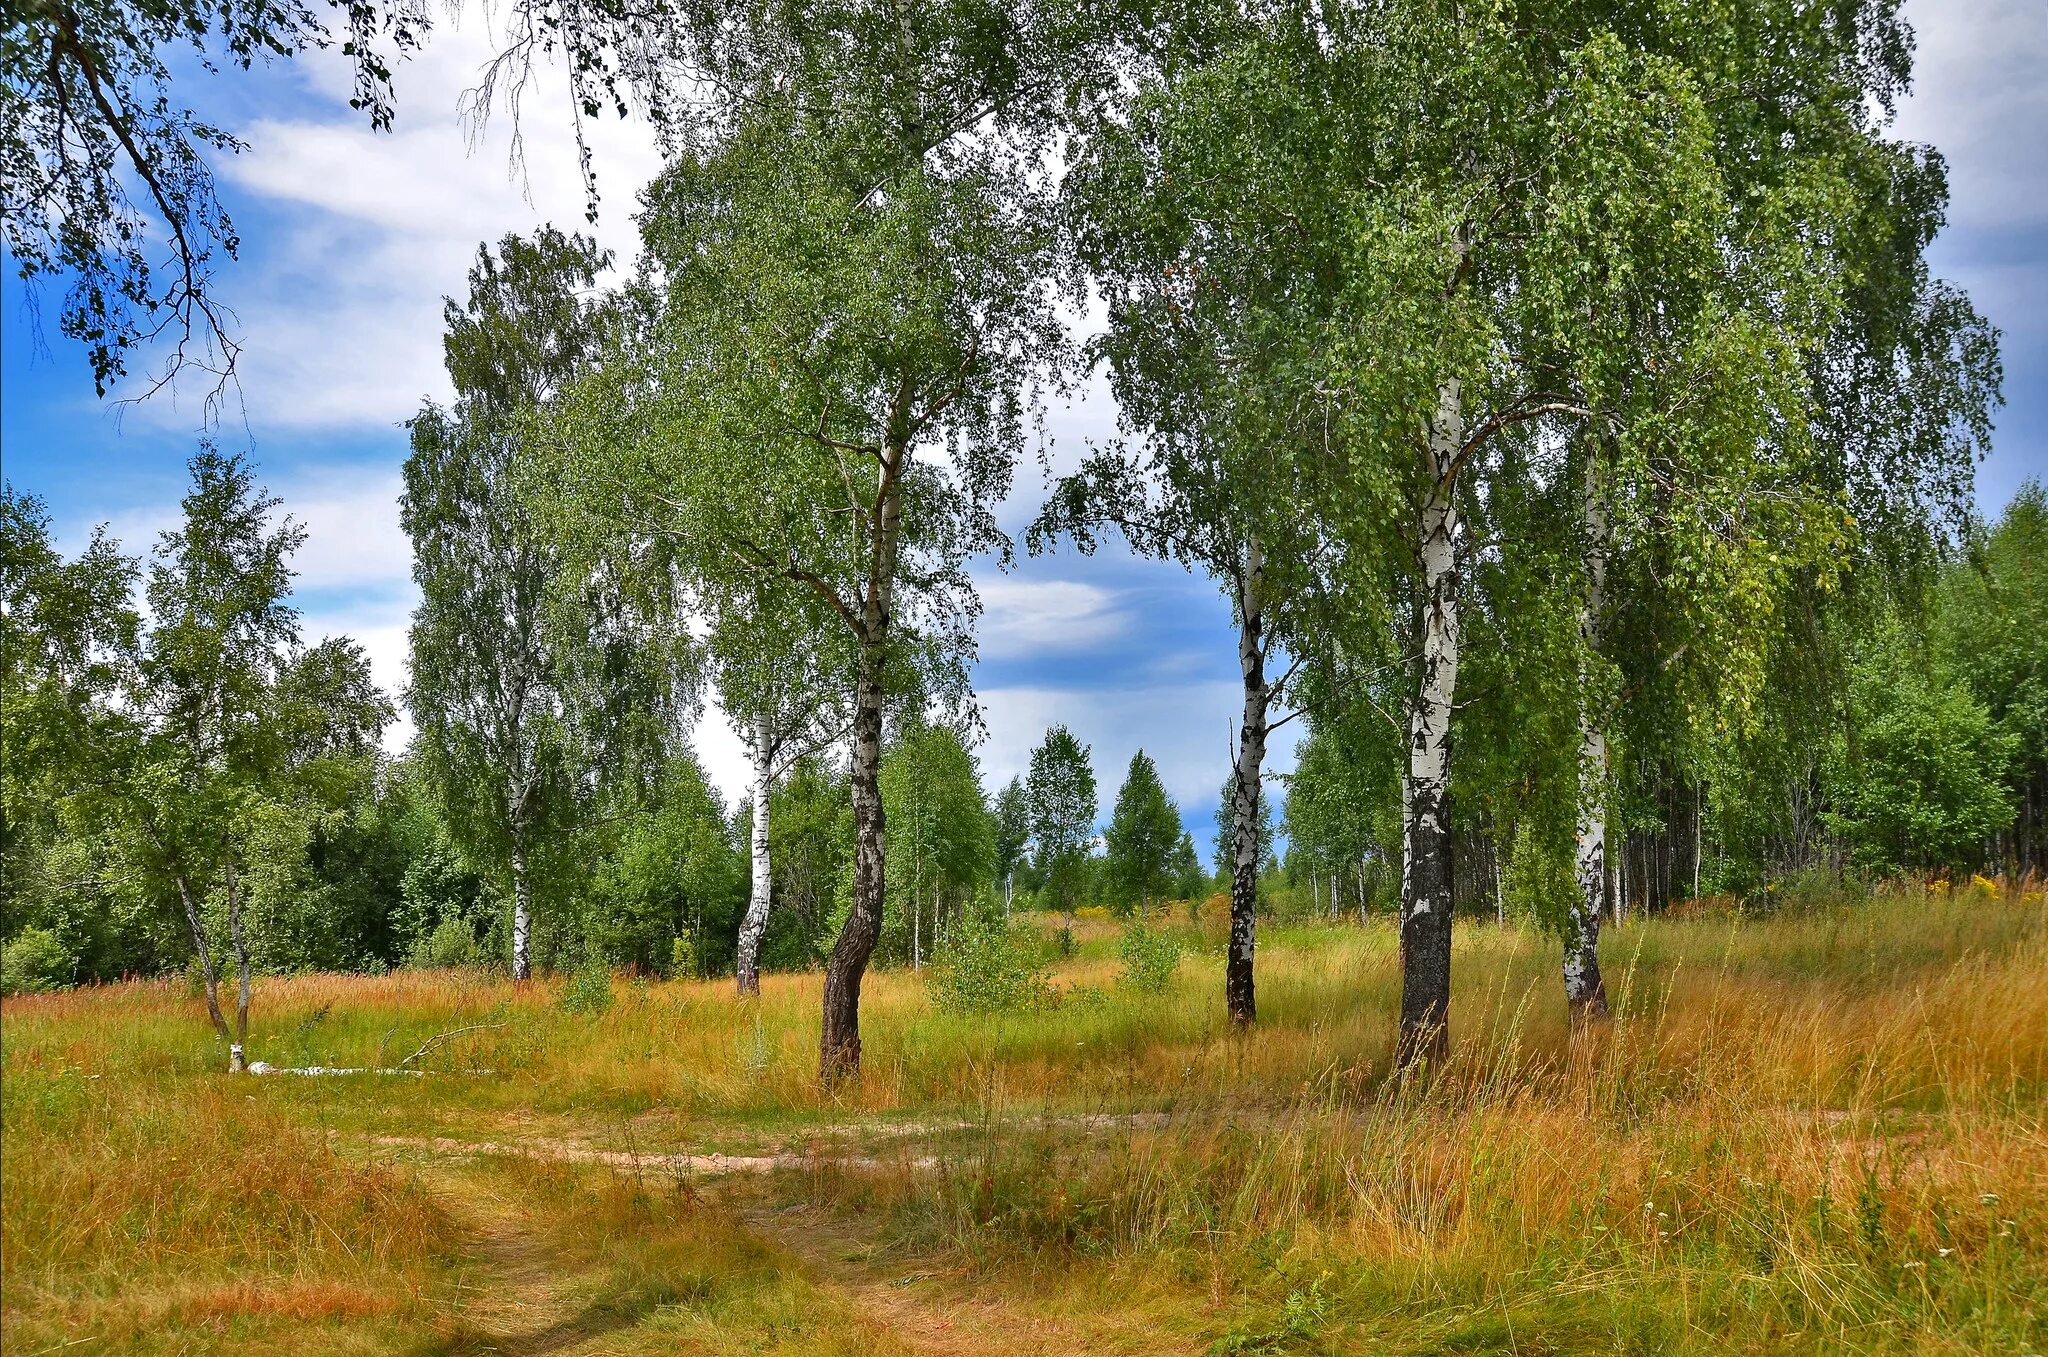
[3,881,2043,1352]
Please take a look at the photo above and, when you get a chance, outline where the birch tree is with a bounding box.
[710,587,851,996]
[993,775,1030,917]
[86,450,388,1070]
[1066,0,1911,1066]
[403,228,614,982]
[539,99,1056,1081]
[1026,725,1097,948]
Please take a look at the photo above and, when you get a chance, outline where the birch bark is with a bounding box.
[737,710,775,996]
[1565,457,1612,1023]
[1397,377,1463,1070]
[509,827,533,983]
[821,431,903,1082]
[1226,534,1269,1028]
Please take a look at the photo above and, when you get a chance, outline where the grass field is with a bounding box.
[5,882,2045,1354]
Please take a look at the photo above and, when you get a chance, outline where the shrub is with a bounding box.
[1,928,73,995]
[559,958,616,1017]
[1117,922,1183,995]
[406,914,482,970]
[927,908,1052,1015]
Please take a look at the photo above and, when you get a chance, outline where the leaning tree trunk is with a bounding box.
[1565,456,1611,1023]
[1397,379,1464,1071]
[822,635,887,1080]
[175,874,239,1071]
[737,711,775,997]
[821,438,902,1083]
[1226,534,1270,1029]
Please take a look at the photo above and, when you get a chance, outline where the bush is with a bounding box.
[559,958,616,1017]
[927,907,1052,1015]
[1116,921,1183,995]
[1,928,73,995]
[406,914,483,970]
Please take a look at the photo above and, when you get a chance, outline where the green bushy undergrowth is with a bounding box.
[927,908,1053,1015]
[1117,921,1184,995]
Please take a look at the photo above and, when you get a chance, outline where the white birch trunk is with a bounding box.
[1398,377,1464,1068]
[509,832,532,983]
[227,860,251,1072]
[1566,457,1612,1022]
[1226,534,1269,1027]
[737,712,774,996]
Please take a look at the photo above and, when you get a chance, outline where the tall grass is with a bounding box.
[798,887,2048,1353]
[2,883,2043,1351]
[0,1072,454,1351]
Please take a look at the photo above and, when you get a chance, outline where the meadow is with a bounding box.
[5,882,2045,1355]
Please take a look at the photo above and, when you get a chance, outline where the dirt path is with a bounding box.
[739,1202,1194,1357]
[378,1129,1193,1356]
[429,1169,647,1357]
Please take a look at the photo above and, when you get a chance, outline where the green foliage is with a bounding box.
[407,915,484,972]
[558,958,615,1017]
[1170,832,1209,908]
[993,776,1031,886]
[1027,725,1098,916]
[762,757,852,970]
[882,719,995,961]
[1503,816,1578,931]
[1102,750,1180,916]
[1213,774,1274,879]
[1937,482,2048,869]
[577,752,745,975]
[1116,921,1182,996]
[1,926,73,995]
[926,906,1052,1016]
[1825,616,2015,873]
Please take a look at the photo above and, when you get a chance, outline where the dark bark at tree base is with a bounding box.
[1396,902,1452,1070]
[819,645,886,1084]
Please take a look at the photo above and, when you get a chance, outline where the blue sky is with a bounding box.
[4,1,2044,854]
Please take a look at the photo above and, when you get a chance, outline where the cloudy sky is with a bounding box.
[4,1,2043,851]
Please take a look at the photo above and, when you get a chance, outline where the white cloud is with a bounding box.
[124,16,661,432]
[1895,1,2048,232]
[974,577,1130,659]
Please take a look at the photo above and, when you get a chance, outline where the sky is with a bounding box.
[4,1,2044,855]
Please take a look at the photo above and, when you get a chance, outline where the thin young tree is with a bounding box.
[712,585,851,997]
[1026,725,1097,950]
[993,775,1030,918]
[85,450,387,1069]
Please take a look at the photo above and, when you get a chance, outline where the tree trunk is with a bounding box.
[820,429,903,1083]
[175,873,237,1070]
[1227,534,1270,1029]
[1565,457,1611,1025]
[822,636,886,1081]
[1398,379,1463,1071]
[737,713,774,997]
[226,859,252,1071]
[509,828,533,983]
